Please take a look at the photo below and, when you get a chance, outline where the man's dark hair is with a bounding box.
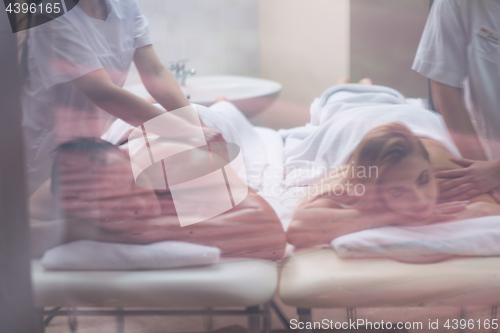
[50,138,120,195]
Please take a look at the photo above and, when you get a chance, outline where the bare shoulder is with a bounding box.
[420,138,457,172]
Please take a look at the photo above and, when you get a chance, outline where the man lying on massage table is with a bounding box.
[29,137,286,260]
[287,81,500,249]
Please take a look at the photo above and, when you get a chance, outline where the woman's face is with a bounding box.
[378,155,437,219]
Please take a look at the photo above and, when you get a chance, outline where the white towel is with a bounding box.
[41,240,221,270]
[332,215,500,260]
[309,83,407,126]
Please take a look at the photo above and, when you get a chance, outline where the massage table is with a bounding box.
[279,247,500,333]
[32,257,279,333]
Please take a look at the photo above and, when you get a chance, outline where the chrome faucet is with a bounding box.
[167,60,196,86]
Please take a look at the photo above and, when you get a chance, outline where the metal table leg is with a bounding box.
[297,308,312,333]
[247,306,260,333]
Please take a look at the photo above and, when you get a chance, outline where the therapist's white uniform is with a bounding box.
[412,0,500,160]
[22,0,152,195]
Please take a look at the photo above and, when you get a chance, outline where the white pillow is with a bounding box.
[332,215,500,261]
[42,240,220,270]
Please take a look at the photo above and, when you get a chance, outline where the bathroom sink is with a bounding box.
[124,75,282,118]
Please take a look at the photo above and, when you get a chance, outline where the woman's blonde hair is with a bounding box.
[297,122,429,209]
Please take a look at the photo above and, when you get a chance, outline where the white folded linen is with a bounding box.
[332,215,500,261]
[41,240,221,270]
[254,126,290,226]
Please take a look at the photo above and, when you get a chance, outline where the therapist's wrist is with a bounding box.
[492,157,500,179]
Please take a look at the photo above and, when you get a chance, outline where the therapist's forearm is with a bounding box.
[431,80,487,160]
[73,70,200,136]
[141,66,190,112]
[133,45,190,112]
[92,86,164,126]
[91,87,200,136]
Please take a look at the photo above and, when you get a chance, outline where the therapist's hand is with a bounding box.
[202,126,224,143]
[199,123,229,162]
[436,157,500,201]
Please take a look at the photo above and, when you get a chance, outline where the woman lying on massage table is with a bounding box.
[29,138,286,260]
[287,100,500,249]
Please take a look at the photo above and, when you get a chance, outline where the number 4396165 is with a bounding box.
[5,2,61,14]
[444,318,498,330]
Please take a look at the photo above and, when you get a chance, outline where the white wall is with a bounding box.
[136,0,260,77]
[258,0,350,129]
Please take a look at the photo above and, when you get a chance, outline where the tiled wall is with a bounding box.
[136,0,259,77]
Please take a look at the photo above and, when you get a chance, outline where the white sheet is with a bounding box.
[42,240,220,270]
